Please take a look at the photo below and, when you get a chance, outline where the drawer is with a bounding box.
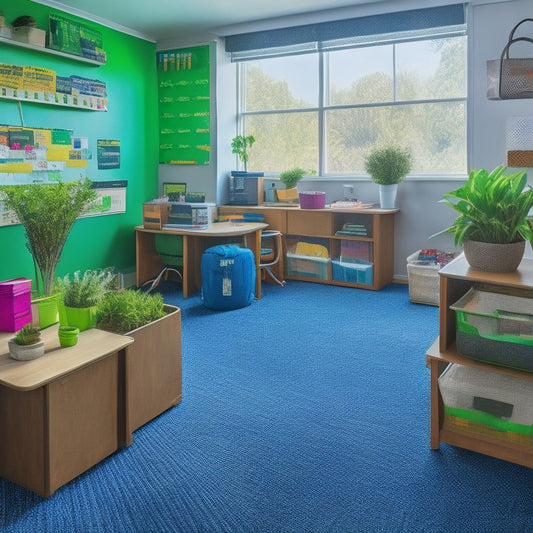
[286,210,333,236]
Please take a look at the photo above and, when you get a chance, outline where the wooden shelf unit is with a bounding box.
[217,205,398,291]
[0,35,105,65]
[427,254,533,468]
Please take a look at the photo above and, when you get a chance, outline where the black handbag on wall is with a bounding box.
[487,18,533,100]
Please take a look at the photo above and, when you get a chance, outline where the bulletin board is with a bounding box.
[157,45,210,165]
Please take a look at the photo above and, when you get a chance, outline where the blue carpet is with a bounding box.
[2,281,533,532]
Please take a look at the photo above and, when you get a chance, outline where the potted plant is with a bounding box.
[97,289,182,433]
[433,165,533,272]
[8,324,44,361]
[277,167,305,202]
[364,145,412,208]
[55,268,116,331]
[0,178,97,328]
[231,134,257,174]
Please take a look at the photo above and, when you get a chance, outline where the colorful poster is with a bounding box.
[157,45,210,165]
[97,139,120,169]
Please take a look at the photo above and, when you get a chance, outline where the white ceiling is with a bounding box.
[31,0,393,42]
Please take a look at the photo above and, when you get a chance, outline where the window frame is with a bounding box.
[236,32,468,179]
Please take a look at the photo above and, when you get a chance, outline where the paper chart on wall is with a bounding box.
[157,45,210,165]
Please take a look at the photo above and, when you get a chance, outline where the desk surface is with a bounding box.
[0,326,133,391]
[136,221,268,237]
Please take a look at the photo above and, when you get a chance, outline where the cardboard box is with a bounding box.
[12,27,46,47]
[143,202,170,229]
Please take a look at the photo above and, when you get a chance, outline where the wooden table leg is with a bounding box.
[182,235,190,298]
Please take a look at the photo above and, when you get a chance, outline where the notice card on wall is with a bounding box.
[97,139,120,169]
[157,45,210,165]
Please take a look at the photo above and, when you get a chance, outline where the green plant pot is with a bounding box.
[31,293,60,329]
[58,325,80,347]
[58,303,97,332]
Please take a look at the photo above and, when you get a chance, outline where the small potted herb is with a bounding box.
[55,268,116,331]
[230,134,263,177]
[8,324,44,360]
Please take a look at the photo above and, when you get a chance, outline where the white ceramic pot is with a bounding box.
[378,184,398,209]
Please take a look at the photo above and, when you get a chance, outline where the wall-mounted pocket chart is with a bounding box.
[157,45,210,165]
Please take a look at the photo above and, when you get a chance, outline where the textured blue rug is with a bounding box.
[2,281,533,532]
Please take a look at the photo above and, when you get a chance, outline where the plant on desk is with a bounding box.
[56,268,116,332]
[9,324,44,361]
[432,165,533,273]
[277,167,306,202]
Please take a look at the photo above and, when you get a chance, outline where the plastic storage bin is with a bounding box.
[299,191,326,209]
[332,259,373,285]
[286,253,330,279]
[450,288,533,370]
[0,278,32,332]
[439,363,533,446]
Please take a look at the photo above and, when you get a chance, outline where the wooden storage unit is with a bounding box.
[285,207,396,291]
[427,254,533,468]
[217,205,397,291]
[0,326,133,497]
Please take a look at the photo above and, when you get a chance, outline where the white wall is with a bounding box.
[158,0,533,279]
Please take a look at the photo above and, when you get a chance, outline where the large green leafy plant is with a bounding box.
[435,166,533,246]
[0,179,97,297]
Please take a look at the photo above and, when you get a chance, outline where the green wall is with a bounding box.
[0,0,158,286]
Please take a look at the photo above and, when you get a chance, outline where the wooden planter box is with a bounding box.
[122,304,182,438]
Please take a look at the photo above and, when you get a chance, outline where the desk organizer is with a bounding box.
[450,288,533,370]
[0,278,32,332]
[439,363,533,446]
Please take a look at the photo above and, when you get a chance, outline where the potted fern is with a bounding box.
[0,178,97,328]
[97,289,182,433]
[364,145,412,208]
[55,268,116,331]
[433,166,533,272]
[277,167,305,202]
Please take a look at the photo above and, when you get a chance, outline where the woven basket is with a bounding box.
[507,150,533,167]
[463,239,525,273]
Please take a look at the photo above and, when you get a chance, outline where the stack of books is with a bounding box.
[335,223,367,236]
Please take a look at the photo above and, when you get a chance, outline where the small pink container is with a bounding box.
[299,191,326,209]
[0,278,32,332]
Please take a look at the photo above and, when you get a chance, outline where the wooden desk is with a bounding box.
[135,221,268,299]
[0,326,133,497]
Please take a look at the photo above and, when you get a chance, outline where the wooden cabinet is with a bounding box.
[427,254,533,468]
[0,327,133,496]
[217,205,398,291]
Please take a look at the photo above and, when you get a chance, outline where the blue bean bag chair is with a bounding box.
[201,245,255,310]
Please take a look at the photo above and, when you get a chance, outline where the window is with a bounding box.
[229,5,467,177]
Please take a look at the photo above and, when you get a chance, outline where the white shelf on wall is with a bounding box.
[0,87,107,111]
[0,35,105,66]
